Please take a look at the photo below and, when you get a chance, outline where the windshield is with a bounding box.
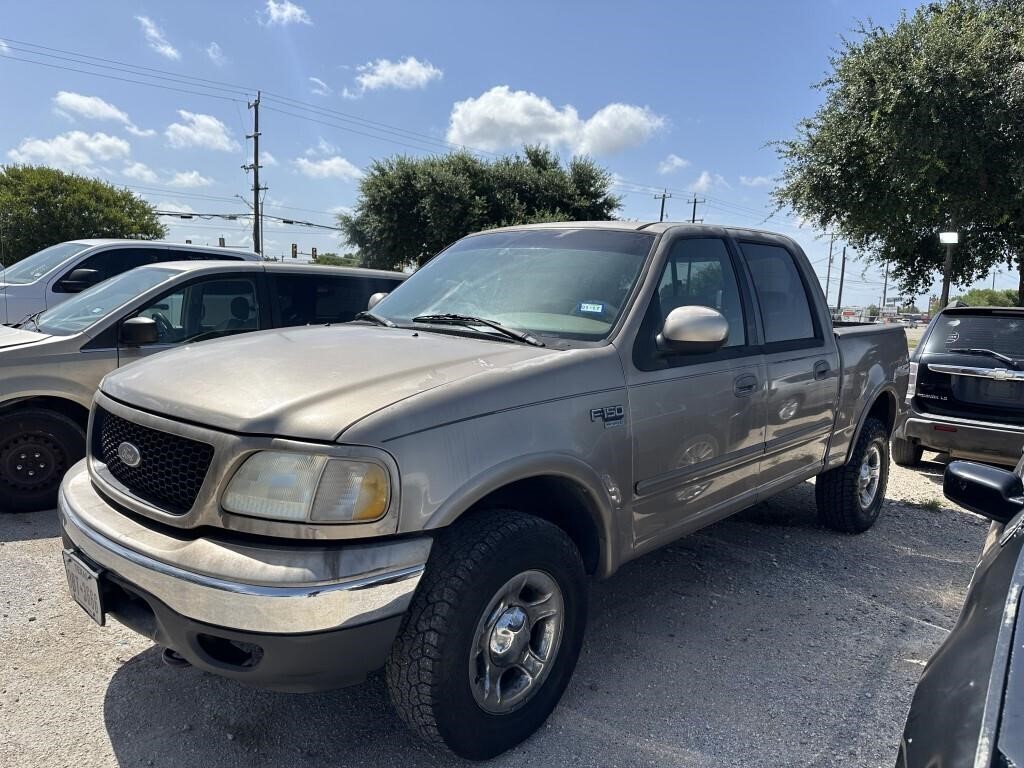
[2,242,92,285]
[923,312,1024,359]
[372,229,654,342]
[35,266,177,336]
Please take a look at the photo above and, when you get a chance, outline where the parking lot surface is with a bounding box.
[1,454,986,768]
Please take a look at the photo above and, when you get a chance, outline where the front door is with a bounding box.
[117,275,263,367]
[626,236,766,551]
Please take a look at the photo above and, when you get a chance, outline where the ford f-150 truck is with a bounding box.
[58,222,909,759]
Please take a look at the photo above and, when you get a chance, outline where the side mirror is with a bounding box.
[944,460,1024,524]
[58,268,102,293]
[120,317,159,347]
[657,305,729,355]
[367,292,388,310]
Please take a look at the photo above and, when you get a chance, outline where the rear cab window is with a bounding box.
[273,273,403,326]
[739,241,822,349]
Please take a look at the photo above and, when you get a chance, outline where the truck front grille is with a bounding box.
[93,406,214,514]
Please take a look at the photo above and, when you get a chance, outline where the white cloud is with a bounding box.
[207,42,226,66]
[308,76,331,96]
[52,91,155,137]
[0,40,8,54]
[692,170,731,193]
[260,150,278,166]
[304,137,337,156]
[739,175,772,187]
[156,200,194,214]
[352,56,442,95]
[167,170,214,188]
[122,161,159,183]
[136,16,180,60]
[446,86,665,155]
[7,131,130,172]
[165,110,239,151]
[261,0,311,26]
[657,153,690,175]
[294,155,362,181]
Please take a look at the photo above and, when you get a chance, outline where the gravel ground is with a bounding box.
[0,452,987,768]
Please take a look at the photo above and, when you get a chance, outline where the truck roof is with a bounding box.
[479,220,801,242]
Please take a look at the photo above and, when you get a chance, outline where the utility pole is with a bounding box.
[880,261,889,312]
[824,233,836,307]
[654,189,672,222]
[687,195,705,224]
[243,91,266,256]
[836,246,847,315]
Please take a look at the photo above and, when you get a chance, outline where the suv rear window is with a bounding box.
[923,312,1024,358]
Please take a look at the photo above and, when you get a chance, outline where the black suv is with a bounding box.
[893,306,1024,467]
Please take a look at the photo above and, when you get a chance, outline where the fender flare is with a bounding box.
[423,452,621,577]
[845,384,900,465]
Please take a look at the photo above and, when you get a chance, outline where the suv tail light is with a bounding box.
[906,361,918,403]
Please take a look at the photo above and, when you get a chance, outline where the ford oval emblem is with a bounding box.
[117,442,142,468]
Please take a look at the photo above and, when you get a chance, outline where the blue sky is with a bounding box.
[1,0,1012,308]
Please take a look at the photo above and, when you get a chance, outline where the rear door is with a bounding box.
[737,239,840,493]
[626,235,766,549]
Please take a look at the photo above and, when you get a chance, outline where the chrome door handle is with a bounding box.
[733,374,758,397]
[813,360,831,380]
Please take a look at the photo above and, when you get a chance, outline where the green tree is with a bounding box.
[952,287,1019,306]
[773,0,1024,307]
[0,165,166,266]
[898,303,922,314]
[339,146,621,270]
[313,252,364,267]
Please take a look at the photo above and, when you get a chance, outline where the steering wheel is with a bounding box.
[150,312,174,341]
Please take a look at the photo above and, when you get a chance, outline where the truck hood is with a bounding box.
[101,325,556,441]
[0,323,51,350]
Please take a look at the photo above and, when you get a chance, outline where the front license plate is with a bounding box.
[63,549,105,626]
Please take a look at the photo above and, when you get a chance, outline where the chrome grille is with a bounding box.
[92,406,214,513]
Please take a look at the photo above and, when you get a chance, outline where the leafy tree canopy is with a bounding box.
[313,252,363,267]
[339,146,621,270]
[0,165,166,266]
[773,0,1024,305]
[952,287,1020,306]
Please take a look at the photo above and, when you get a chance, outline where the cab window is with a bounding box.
[55,248,160,292]
[273,274,402,326]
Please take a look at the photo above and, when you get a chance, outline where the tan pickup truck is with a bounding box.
[58,222,909,759]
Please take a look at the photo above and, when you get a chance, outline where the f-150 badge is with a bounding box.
[590,405,625,428]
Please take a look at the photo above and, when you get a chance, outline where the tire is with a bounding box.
[0,409,85,513]
[386,511,588,760]
[815,416,890,533]
[891,436,923,467]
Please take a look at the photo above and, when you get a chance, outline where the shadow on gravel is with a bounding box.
[101,483,986,768]
[0,507,60,543]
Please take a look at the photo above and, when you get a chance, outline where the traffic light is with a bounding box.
[291,243,298,259]
[311,247,317,261]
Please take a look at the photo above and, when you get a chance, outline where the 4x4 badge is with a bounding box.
[590,405,625,428]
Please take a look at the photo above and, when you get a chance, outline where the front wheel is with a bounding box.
[386,511,587,760]
[815,416,890,533]
[0,409,85,513]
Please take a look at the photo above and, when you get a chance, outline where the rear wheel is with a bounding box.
[386,511,587,760]
[816,417,890,533]
[891,436,923,467]
[0,409,85,513]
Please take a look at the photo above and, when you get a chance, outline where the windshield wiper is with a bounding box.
[412,314,545,347]
[353,311,395,327]
[947,347,1022,370]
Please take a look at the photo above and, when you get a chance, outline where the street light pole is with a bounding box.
[939,231,958,308]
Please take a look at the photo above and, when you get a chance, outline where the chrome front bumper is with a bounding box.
[59,461,430,634]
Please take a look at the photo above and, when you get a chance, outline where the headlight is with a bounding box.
[222,451,390,523]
